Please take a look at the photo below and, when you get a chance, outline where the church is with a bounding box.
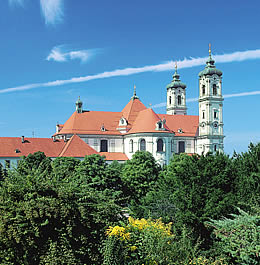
[53,47,224,165]
[0,47,224,167]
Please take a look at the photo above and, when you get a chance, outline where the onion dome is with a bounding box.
[199,44,222,77]
[166,62,186,89]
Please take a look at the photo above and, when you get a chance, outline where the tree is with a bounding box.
[121,151,160,205]
[140,152,237,247]
[232,143,260,209]
[17,151,52,176]
[51,157,80,179]
[208,208,260,265]
[0,154,122,264]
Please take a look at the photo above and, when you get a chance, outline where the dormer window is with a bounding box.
[178,128,183,133]
[119,117,127,126]
[101,125,106,131]
[156,120,164,131]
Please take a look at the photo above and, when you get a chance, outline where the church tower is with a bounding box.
[166,62,187,115]
[197,44,224,154]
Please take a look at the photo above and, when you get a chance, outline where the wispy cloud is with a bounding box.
[152,91,260,109]
[8,0,64,25]
[2,48,260,94]
[46,46,97,63]
[8,0,25,7]
[40,0,64,25]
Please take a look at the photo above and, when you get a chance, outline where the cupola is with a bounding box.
[75,96,83,113]
[198,44,222,77]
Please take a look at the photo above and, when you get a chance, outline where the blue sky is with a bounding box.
[0,0,260,154]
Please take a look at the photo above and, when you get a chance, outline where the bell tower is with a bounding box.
[166,62,187,115]
[197,44,224,154]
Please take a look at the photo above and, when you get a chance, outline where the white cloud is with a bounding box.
[40,0,64,25]
[8,0,25,7]
[2,48,260,94]
[152,91,260,109]
[46,46,95,63]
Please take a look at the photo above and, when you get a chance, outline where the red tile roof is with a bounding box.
[158,114,199,136]
[99,152,129,161]
[59,135,98,157]
[57,111,123,135]
[127,108,172,134]
[121,98,147,125]
[54,98,198,137]
[0,137,66,157]
[0,136,128,161]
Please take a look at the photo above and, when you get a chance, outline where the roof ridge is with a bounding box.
[58,135,75,157]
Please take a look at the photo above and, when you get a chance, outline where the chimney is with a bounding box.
[21,136,25,143]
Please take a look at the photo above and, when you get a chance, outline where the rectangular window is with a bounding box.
[110,139,115,152]
[214,111,217,119]
[202,111,205,119]
[178,141,185,153]
[100,140,108,152]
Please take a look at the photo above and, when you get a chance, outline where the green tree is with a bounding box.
[208,208,260,265]
[121,151,160,204]
[0,154,121,264]
[233,142,260,209]
[51,157,80,179]
[17,151,52,176]
[141,152,237,246]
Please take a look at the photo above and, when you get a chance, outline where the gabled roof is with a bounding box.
[59,135,98,157]
[121,98,147,125]
[127,108,172,134]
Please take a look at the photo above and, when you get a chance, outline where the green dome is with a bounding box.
[199,56,222,77]
[167,70,186,89]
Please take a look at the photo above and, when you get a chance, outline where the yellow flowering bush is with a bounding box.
[189,256,227,265]
[103,217,174,264]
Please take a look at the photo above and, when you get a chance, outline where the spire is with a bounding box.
[209,43,212,57]
[131,85,139,100]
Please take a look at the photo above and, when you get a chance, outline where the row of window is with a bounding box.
[129,139,185,153]
[202,110,218,119]
[201,84,218,96]
[91,138,186,154]
[169,95,182,105]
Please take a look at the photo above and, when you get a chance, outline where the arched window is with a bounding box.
[129,139,133,153]
[100,140,108,152]
[157,138,163,152]
[202,85,205,96]
[140,139,146,151]
[169,96,172,105]
[214,144,217,152]
[213,84,217,95]
[178,95,182,105]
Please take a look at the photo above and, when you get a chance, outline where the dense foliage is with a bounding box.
[0,143,259,264]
